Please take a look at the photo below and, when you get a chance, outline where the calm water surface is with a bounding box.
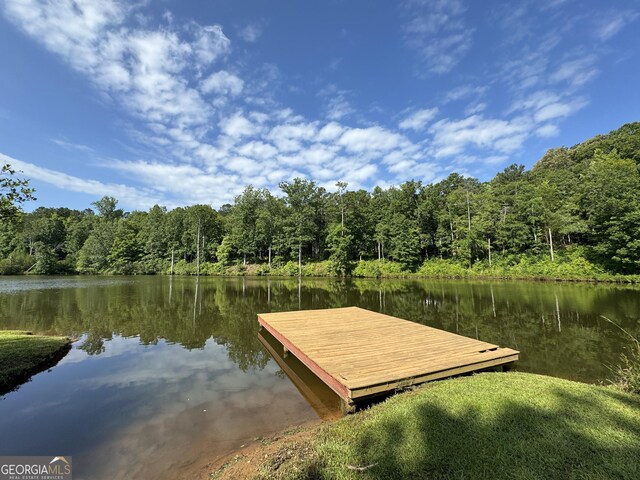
[1,276,639,479]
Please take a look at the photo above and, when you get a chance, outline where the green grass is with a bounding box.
[259,372,640,479]
[0,330,71,394]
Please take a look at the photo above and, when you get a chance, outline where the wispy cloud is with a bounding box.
[237,22,264,43]
[51,138,95,153]
[1,152,160,209]
[318,85,354,121]
[594,10,639,41]
[398,108,438,131]
[402,0,473,75]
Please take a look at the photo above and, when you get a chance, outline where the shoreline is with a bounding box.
[3,269,640,285]
[0,331,72,395]
[206,372,640,479]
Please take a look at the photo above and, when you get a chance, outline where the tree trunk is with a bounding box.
[268,245,272,268]
[196,221,201,276]
[488,237,492,268]
[548,227,554,262]
[466,190,471,231]
[243,253,246,266]
[170,247,175,276]
[298,242,302,277]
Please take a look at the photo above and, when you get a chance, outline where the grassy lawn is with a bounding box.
[0,330,71,394]
[256,372,640,480]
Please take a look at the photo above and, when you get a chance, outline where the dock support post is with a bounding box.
[283,346,289,358]
[340,398,356,415]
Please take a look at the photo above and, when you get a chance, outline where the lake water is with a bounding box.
[1,276,639,479]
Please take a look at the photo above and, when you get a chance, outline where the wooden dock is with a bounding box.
[258,307,519,411]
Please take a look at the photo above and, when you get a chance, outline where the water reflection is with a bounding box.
[0,276,639,479]
[259,329,342,419]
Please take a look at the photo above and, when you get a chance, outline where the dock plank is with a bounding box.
[258,307,519,405]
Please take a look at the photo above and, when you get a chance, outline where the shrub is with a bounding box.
[602,316,640,395]
[352,260,407,278]
[417,258,469,278]
[301,261,333,277]
[171,259,196,275]
[0,251,32,275]
[614,345,640,395]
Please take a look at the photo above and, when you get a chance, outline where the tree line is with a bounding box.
[1,122,639,276]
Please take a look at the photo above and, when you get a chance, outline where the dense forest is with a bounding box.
[1,122,639,278]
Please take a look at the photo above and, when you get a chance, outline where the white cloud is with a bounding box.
[219,113,256,138]
[201,71,244,96]
[399,108,438,130]
[318,85,354,121]
[536,124,560,138]
[444,84,487,103]
[594,10,639,41]
[533,98,587,122]
[236,141,278,160]
[51,138,95,153]
[192,24,230,64]
[402,0,473,75]
[317,122,344,142]
[1,152,159,209]
[550,55,598,88]
[326,95,354,121]
[225,156,264,175]
[267,123,317,152]
[237,22,263,43]
[339,127,409,153]
[429,115,531,158]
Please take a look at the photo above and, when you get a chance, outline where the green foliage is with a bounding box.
[581,151,640,273]
[271,260,301,276]
[32,241,57,275]
[107,220,143,274]
[326,223,353,276]
[418,258,470,278]
[200,261,226,275]
[614,345,640,395]
[602,316,640,395]
[0,250,32,275]
[352,260,407,278]
[216,236,234,266]
[172,259,196,275]
[76,223,115,274]
[301,261,333,277]
[91,196,123,221]
[0,163,36,221]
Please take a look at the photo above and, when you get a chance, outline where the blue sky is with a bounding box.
[1,0,639,211]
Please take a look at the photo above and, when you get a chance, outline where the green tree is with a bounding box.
[108,217,144,274]
[76,223,115,274]
[32,241,57,274]
[387,214,421,269]
[581,150,640,272]
[229,186,263,264]
[0,163,36,221]
[256,191,284,267]
[280,178,325,275]
[92,196,123,221]
[326,223,353,276]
